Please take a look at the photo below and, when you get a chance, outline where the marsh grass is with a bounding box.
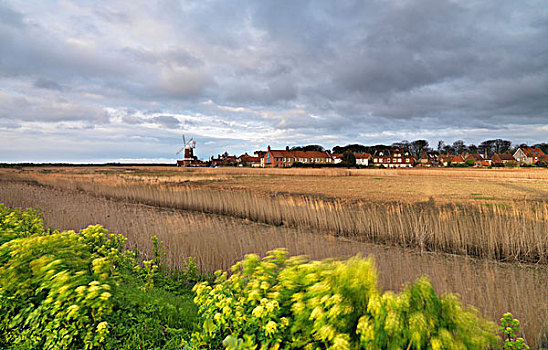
[6,174,547,264]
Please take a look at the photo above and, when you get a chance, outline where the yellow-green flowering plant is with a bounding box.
[191,249,499,349]
[0,205,198,349]
[0,226,115,349]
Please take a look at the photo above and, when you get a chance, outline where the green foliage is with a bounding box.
[499,313,529,350]
[0,205,198,349]
[341,151,356,166]
[191,249,499,349]
[0,226,116,349]
[152,235,167,270]
[0,204,45,244]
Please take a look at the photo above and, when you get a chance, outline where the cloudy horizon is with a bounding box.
[1,0,547,162]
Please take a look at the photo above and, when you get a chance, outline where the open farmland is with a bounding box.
[3,166,548,204]
[1,166,548,347]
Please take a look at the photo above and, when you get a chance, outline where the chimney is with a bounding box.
[286,146,290,151]
[267,145,271,151]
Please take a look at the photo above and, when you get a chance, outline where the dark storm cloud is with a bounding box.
[1,0,547,162]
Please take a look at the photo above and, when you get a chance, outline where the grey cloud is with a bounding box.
[0,3,24,28]
[34,78,63,91]
[151,115,181,129]
[122,115,145,125]
[0,90,107,123]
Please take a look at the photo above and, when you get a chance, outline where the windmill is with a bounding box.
[176,135,197,161]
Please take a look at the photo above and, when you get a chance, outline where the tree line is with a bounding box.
[291,139,548,159]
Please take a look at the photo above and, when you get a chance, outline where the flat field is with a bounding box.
[3,166,548,204]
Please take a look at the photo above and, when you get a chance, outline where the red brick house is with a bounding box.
[261,146,333,167]
[491,153,517,167]
[331,153,343,164]
[464,153,492,167]
[440,154,465,166]
[513,146,546,165]
[372,147,414,168]
[418,151,442,167]
[210,154,238,166]
[354,153,372,166]
[237,153,261,167]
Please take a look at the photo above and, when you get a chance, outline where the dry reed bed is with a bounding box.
[0,181,546,347]
[11,175,548,264]
[173,166,548,180]
[7,165,548,180]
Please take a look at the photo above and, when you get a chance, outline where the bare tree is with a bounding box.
[437,140,445,152]
[410,140,430,159]
[443,144,455,154]
[479,140,496,155]
[452,140,466,155]
[494,139,512,153]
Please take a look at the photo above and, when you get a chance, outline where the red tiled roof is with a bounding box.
[452,155,465,163]
[267,150,332,159]
[269,150,293,158]
[354,153,371,159]
[293,150,332,159]
[497,153,515,161]
[520,147,546,157]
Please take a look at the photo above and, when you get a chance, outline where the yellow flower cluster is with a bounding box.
[191,249,498,349]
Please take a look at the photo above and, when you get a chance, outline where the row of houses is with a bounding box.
[209,145,548,168]
[417,146,548,167]
[234,146,414,168]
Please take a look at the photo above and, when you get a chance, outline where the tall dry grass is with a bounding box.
[171,165,548,180]
[1,180,547,347]
[7,175,548,264]
[7,165,548,180]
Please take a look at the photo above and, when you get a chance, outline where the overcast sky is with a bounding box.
[1,0,547,162]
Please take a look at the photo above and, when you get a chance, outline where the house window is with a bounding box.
[387,159,391,163]
[406,159,409,163]
[398,159,402,163]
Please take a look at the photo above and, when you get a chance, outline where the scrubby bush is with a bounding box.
[0,204,197,350]
[0,204,44,244]
[191,249,499,349]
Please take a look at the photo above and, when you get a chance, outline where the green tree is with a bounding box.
[342,150,356,166]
